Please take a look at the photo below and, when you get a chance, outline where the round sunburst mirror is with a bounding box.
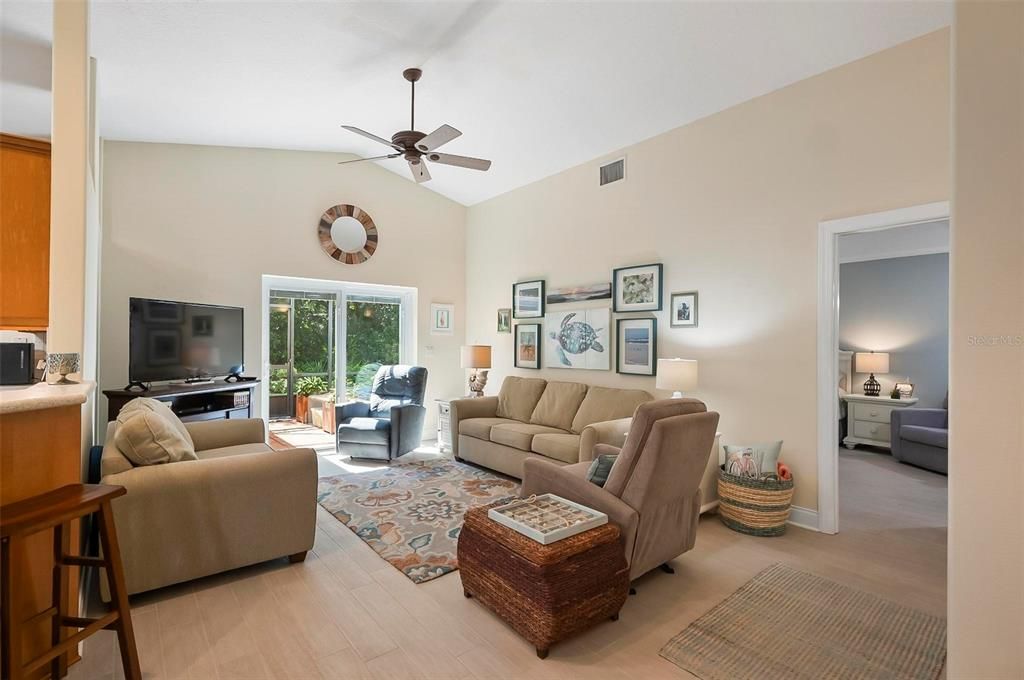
[318,204,379,264]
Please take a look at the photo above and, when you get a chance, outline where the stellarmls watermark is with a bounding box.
[967,335,1024,347]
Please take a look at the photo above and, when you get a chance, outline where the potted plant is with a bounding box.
[295,376,329,424]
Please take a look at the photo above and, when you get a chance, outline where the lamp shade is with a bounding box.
[656,358,698,393]
[460,345,492,369]
[855,352,890,374]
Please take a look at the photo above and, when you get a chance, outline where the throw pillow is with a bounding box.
[723,441,783,479]
[114,409,198,467]
[586,454,618,487]
[119,397,195,450]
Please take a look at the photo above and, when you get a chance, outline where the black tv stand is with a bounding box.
[103,379,261,424]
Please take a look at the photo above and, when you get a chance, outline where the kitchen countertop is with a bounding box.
[0,381,95,415]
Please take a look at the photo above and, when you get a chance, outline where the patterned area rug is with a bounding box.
[317,460,519,583]
[660,563,946,680]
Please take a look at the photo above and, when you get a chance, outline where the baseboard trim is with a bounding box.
[787,505,820,532]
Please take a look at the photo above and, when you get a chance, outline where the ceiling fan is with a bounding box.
[339,68,492,183]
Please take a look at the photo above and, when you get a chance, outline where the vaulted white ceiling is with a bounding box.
[2,1,951,205]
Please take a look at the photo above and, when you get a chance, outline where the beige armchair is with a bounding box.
[100,417,317,597]
[521,399,719,580]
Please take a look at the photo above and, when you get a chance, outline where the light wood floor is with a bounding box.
[69,445,947,679]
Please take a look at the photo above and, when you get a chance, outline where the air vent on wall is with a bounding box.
[599,158,625,186]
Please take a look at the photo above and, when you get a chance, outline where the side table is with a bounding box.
[458,502,629,659]
[841,394,919,449]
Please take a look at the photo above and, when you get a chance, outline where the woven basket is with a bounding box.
[717,467,795,537]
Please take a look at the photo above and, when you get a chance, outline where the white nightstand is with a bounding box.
[436,398,459,453]
[841,394,919,450]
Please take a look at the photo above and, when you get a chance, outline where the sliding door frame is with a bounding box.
[260,275,418,424]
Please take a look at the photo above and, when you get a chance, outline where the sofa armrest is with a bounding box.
[185,418,266,451]
[579,417,632,462]
[891,408,947,431]
[101,447,317,596]
[336,400,371,423]
[521,458,639,562]
[449,396,498,456]
[391,403,426,458]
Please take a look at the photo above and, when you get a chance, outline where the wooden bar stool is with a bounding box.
[1,484,141,680]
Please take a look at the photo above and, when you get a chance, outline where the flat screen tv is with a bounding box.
[129,298,243,383]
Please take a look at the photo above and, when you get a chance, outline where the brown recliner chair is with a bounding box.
[520,399,719,580]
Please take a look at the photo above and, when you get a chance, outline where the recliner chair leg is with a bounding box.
[629,587,637,595]
[660,563,675,574]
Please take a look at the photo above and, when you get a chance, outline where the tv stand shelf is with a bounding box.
[102,380,261,424]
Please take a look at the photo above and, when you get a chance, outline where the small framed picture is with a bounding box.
[670,291,698,328]
[895,382,915,398]
[616,318,657,375]
[612,264,663,312]
[514,323,541,369]
[497,308,511,333]
[513,280,545,319]
[430,303,454,335]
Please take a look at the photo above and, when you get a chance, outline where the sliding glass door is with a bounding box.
[263,277,416,422]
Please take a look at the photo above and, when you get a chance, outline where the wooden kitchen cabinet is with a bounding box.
[1,133,51,330]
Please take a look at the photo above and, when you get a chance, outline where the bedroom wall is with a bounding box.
[839,253,949,408]
[99,141,467,438]
[464,30,951,511]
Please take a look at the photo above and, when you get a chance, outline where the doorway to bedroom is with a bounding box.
[818,203,949,541]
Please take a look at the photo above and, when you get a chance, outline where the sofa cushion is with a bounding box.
[196,442,274,460]
[530,381,588,431]
[337,417,391,445]
[496,376,547,422]
[490,423,567,452]
[570,386,652,433]
[121,397,195,450]
[459,417,519,441]
[530,433,582,464]
[900,425,948,449]
[114,409,198,466]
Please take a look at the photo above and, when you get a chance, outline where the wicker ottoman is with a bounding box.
[458,503,630,658]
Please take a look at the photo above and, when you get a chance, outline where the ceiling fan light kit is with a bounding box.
[340,68,492,182]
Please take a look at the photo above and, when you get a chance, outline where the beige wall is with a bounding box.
[99,141,467,435]
[948,1,1023,676]
[465,30,950,510]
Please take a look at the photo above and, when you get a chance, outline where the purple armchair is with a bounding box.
[890,406,948,474]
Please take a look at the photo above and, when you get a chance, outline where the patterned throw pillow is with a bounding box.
[723,441,783,479]
[586,454,618,487]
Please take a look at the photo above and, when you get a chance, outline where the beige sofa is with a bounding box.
[450,376,651,478]
[100,417,317,596]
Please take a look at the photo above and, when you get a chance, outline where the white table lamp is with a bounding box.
[855,351,889,397]
[461,345,492,397]
[656,358,698,398]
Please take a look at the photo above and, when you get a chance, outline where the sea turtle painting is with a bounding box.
[548,312,605,367]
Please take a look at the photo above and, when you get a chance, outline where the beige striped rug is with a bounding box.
[660,563,946,680]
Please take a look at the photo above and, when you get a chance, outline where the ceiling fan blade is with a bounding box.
[409,159,431,183]
[424,152,491,171]
[341,125,402,151]
[337,153,400,165]
[415,124,462,152]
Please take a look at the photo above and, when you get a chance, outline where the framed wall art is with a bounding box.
[546,283,612,305]
[612,263,663,312]
[670,291,698,328]
[514,323,541,369]
[513,280,545,319]
[616,318,657,376]
[430,303,454,335]
[497,308,512,333]
[543,309,609,370]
